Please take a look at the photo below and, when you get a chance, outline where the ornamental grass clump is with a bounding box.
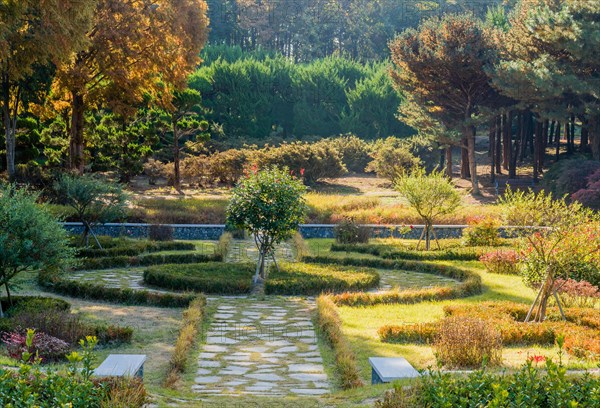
[434,316,502,368]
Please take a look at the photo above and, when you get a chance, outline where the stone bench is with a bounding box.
[368,357,420,385]
[93,354,147,379]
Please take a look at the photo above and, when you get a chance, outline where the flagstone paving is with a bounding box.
[193,296,330,396]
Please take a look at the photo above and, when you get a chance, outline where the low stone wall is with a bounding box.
[63,222,520,241]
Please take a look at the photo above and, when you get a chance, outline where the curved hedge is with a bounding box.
[265,262,380,295]
[75,252,222,271]
[38,270,196,308]
[143,263,255,295]
[302,255,481,306]
[330,243,482,261]
[77,241,196,258]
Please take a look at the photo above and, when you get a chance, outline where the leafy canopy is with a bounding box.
[227,167,307,245]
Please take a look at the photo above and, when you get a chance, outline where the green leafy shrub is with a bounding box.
[334,218,371,244]
[366,137,421,181]
[327,135,372,173]
[253,141,347,184]
[0,334,146,407]
[434,316,502,368]
[148,225,174,241]
[38,270,195,307]
[265,262,379,295]
[479,250,519,275]
[376,357,600,408]
[315,296,363,389]
[462,215,501,246]
[164,296,206,388]
[143,263,255,294]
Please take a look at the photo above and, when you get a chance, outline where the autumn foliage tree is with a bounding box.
[53,0,209,173]
[0,0,94,180]
[390,14,499,195]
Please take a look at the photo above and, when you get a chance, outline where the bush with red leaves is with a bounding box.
[2,330,70,362]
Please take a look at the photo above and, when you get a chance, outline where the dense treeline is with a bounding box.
[206,0,501,60]
[190,47,413,144]
[390,1,600,194]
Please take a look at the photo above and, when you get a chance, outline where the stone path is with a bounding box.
[68,268,147,290]
[193,297,330,396]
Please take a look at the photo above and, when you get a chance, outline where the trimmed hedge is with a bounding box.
[315,295,363,390]
[303,255,482,306]
[143,263,255,295]
[77,241,195,258]
[330,243,482,261]
[75,252,222,271]
[379,302,600,360]
[265,262,380,295]
[164,296,206,388]
[38,270,196,308]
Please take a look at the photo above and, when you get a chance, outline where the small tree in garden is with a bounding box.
[0,186,74,317]
[226,167,307,282]
[500,189,599,322]
[54,174,127,249]
[395,169,461,250]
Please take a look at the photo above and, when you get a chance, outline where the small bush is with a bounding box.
[434,316,502,368]
[143,158,166,185]
[215,232,233,260]
[328,135,372,173]
[148,225,174,241]
[3,330,70,362]
[334,218,371,244]
[143,262,255,294]
[479,250,519,275]
[542,159,600,197]
[265,262,380,295]
[291,232,309,261]
[75,252,220,270]
[315,296,363,389]
[462,215,501,247]
[554,279,600,308]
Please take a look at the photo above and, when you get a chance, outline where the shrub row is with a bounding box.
[38,270,196,308]
[76,241,196,259]
[143,263,255,295]
[0,297,133,347]
[315,295,363,390]
[303,255,481,306]
[75,252,222,271]
[164,296,206,388]
[375,358,600,408]
[265,262,380,296]
[330,243,482,261]
[379,302,600,360]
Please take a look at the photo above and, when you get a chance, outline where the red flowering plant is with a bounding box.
[3,328,70,363]
[553,278,600,308]
[500,189,599,322]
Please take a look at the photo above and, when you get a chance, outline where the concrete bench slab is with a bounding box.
[94,354,147,378]
[368,357,420,384]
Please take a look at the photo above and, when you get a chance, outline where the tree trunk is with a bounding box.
[489,120,496,184]
[2,73,17,181]
[460,138,470,179]
[495,115,502,174]
[425,223,431,251]
[172,119,181,189]
[69,92,86,174]
[445,147,453,178]
[465,125,479,195]
[589,116,600,160]
[503,112,512,170]
[580,117,589,152]
[555,121,561,161]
